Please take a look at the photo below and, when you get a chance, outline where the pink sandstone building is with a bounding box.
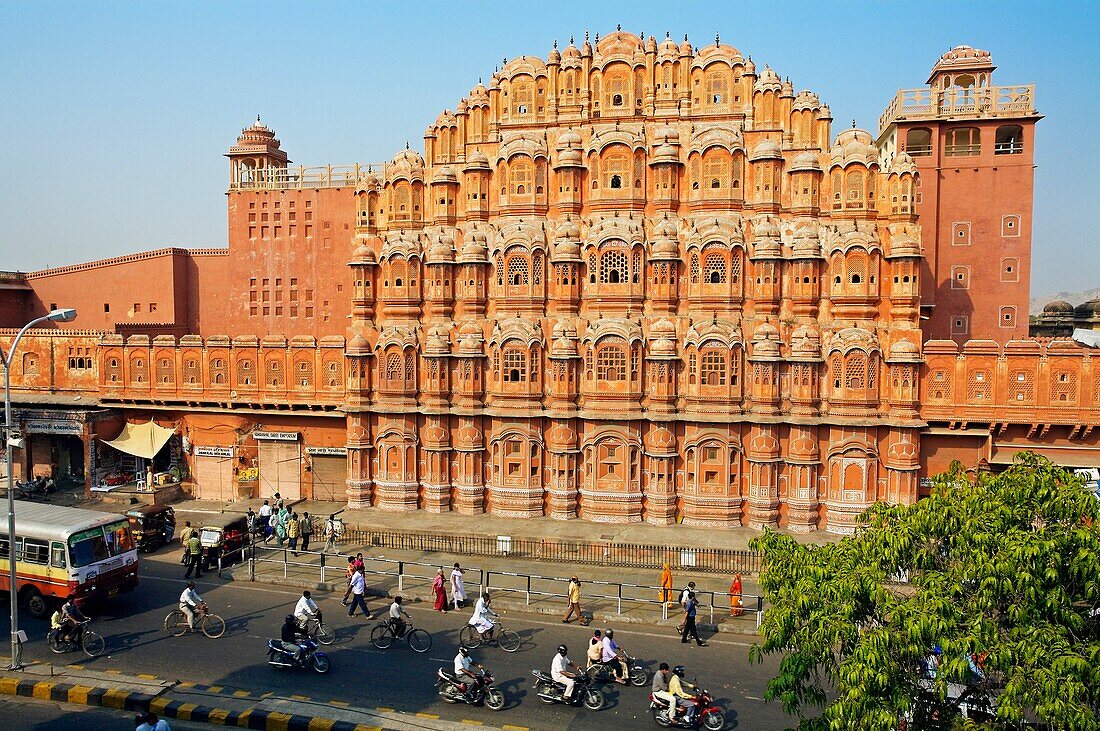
[3,34,1095,534]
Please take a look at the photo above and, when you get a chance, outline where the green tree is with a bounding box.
[749,453,1100,730]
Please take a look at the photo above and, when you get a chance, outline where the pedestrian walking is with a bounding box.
[432,568,448,612]
[450,562,467,610]
[258,500,273,534]
[680,590,706,646]
[729,573,744,617]
[323,514,342,553]
[562,576,588,625]
[245,508,258,537]
[346,566,369,618]
[341,556,356,606]
[183,533,203,579]
[273,492,285,511]
[676,581,696,632]
[179,521,195,564]
[287,511,301,555]
[299,512,313,552]
[660,562,674,607]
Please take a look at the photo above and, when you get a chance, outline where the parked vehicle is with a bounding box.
[531,669,604,710]
[16,476,53,501]
[0,501,138,618]
[649,688,725,729]
[436,667,505,710]
[199,514,248,569]
[587,651,649,686]
[266,637,330,674]
[125,504,175,552]
[47,619,105,658]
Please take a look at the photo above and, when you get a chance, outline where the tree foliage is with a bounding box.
[749,453,1100,730]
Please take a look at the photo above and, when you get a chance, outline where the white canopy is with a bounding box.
[103,420,175,459]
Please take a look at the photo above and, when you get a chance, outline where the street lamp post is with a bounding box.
[2,308,77,669]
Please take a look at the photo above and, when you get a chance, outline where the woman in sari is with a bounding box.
[729,573,744,616]
[432,568,448,612]
[659,562,674,607]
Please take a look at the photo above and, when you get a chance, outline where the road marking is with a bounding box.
[501,725,530,731]
[416,712,440,719]
[67,664,84,670]
[329,699,351,706]
[376,707,395,712]
[137,673,158,680]
[461,720,484,726]
[233,690,251,698]
[290,693,311,701]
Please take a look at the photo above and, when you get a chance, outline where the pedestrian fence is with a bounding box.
[245,542,765,629]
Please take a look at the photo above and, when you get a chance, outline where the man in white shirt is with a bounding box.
[449,563,467,610]
[346,566,369,618]
[599,628,628,684]
[453,645,484,701]
[551,644,581,701]
[388,595,409,637]
[179,582,202,630]
[468,592,497,641]
[294,590,321,632]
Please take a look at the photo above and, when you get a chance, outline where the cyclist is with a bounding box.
[468,592,498,643]
[179,581,203,631]
[294,590,322,634]
[388,595,410,637]
[52,595,87,644]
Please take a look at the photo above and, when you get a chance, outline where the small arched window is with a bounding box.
[995,125,1023,155]
[703,252,727,284]
[905,128,932,156]
[946,127,980,156]
[596,345,627,382]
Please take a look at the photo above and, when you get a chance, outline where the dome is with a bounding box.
[458,231,489,263]
[552,320,578,339]
[349,241,376,265]
[830,128,879,167]
[929,45,994,82]
[1042,300,1074,315]
[424,326,451,355]
[653,125,680,144]
[551,335,578,358]
[433,166,458,184]
[889,339,921,361]
[743,57,756,75]
[780,78,794,97]
[561,39,581,63]
[649,318,677,340]
[391,148,425,168]
[427,236,455,264]
[750,138,783,161]
[754,65,783,94]
[650,338,677,358]
[556,218,581,240]
[751,323,782,360]
[555,148,583,167]
[548,43,561,64]
[792,90,821,111]
[888,152,917,176]
[790,325,821,359]
[235,116,280,149]
[557,128,582,148]
[791,226,821,258]
[679,35,693,54]
[789,151,821,172]
[1075,298,1100,317]
[348,334,369,351]
[463,150,490,172]
[886,233,922,259]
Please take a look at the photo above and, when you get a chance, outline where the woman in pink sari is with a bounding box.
[432,568,448,612]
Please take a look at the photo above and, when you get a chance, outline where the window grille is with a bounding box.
[596,345,627,382]
[507,255,530,286]
[600,250,628,284]
[703,253,727,284]
[503,349,527,382]
[701,349,727,386]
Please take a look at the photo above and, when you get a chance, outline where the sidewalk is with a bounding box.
[0,662,531,731]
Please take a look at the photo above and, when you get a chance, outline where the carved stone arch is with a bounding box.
[489,424,545,449]
[688,124,745,156]
[379,232,423,261]
[500,55,549,81]
[684,216,745,250]
[826,327,881,356]
[827,435,879,461]
[581,317,644,346]
[489,317,543,348]
[585,129,646,156]
[586,215,645,248]
[492,218,548,256]
[496,133,549,163]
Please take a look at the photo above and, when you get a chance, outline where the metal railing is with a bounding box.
[229,163,386,191]
[245,542,765,628]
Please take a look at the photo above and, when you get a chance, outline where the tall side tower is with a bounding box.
[877,46,1041,343]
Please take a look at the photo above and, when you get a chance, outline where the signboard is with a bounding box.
[306,447,347,456]
[194,446,235,458]
[24,419,83,436]
[253,431,298,442]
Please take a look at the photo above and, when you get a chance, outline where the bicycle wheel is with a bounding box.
[164,610,188,637]
[458,624,482,649]
[407,628,432,653]
[497,629,521,653]
[370,624,394,649]
[314,622,335,645]
[201,614,226,639]
[47,632,64,654]
[81,631,105,658]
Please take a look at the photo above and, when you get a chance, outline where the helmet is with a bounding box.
[284,614,295,623]
[459,646,470,657]
[673,665,686,678]
[557,644,568,655]
[605,629,614,639]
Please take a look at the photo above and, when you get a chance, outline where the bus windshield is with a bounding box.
[69,520,134,568]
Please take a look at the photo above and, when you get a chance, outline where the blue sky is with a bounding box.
[1,0,1097,297]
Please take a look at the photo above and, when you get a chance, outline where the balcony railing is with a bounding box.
[994,141,1024,155]
[879,84,1036,131]
[230,163,386,191]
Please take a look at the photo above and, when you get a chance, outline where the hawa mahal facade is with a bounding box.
[4,33,1095,533]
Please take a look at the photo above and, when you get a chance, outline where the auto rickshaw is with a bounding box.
[125,504,175,552]
[199,513,249,569]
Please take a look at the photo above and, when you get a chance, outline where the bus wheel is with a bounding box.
[23,587,49,619]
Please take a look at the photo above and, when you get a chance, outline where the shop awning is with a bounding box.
[103,420,175,459]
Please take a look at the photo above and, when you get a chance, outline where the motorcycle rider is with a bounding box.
[668,664,699,724]
[280,613,308,663]
[599,628,628,684]
[453,645,485,702]
[294,590,322,634]
[388,595,410,637]
[551,644,582,702]
[469,592,498,643]
[652,663,677,720]
[179,581,203,631]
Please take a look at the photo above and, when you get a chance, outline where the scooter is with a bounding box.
[531,669,604,711]
[266,638,331,673]
[649,688,725,729]
[436,667,506,710]
[587,651,650,686]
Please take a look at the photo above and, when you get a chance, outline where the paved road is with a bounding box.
[0,693,213,730]
[2,545,792,730]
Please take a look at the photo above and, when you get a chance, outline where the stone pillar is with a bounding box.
[745,424,781,529]
[453,417,485,515]
[345,413,373,509]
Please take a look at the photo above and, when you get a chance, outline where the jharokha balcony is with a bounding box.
[879,84,1036,130]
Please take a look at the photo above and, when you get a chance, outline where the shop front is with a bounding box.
[255,431,301,501]
[92,419,185,504]
[191,445,236,501]
[8,405,113,493]
[307,446,347,502]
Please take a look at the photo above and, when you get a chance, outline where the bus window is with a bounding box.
[51,542,67,569]
[0,534,8,555]
[104,520,134,555]
[22,538,48,565]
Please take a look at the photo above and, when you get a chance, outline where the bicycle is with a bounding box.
[47,619,105,658]
[370,618,431,653]
[298,616,336,645]
[163,603,226,638]
[459,621,521,653]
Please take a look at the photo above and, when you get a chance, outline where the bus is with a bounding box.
[0,501,139,618]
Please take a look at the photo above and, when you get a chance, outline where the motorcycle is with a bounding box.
[649,688,725,729]
[266,637,331,674]
[436,667,506,710]
[531,669,604,710]
[16,476,53,501]
[587,651,650,686]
